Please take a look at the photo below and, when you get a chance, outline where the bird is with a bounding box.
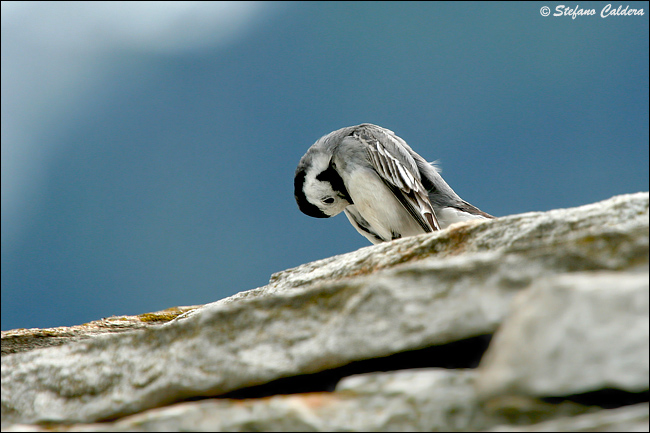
[294,123,494,244]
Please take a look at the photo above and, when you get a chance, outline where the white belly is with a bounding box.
[344,168,426,241]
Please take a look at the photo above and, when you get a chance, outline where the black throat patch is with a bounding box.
[315,163,352,203]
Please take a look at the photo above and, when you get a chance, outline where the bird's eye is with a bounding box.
[322,197,335,204]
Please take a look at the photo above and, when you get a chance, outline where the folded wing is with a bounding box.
[353,125,440,232]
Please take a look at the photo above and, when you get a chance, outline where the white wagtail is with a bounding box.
[294,123,493,244]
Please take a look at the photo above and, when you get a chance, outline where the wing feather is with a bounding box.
[353,125,440,231]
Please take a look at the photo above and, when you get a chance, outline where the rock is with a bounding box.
[0,369,595,432]
[197,191,649,309]
[0,306,199,356]
[485,403,649,432]
[476,272,649,399]
[1,192,648,431]
[1,252,515,426]
[69,369,488,432]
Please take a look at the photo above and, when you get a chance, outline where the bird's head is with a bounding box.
[294,143,352,218]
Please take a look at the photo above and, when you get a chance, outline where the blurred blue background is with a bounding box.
[2,2,648,330]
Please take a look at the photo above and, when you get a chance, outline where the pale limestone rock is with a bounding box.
[56,369,486,432]
[187,192,649,313]
[476,271,649,398]
[0,369,619,432]
[1,192,648,431]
